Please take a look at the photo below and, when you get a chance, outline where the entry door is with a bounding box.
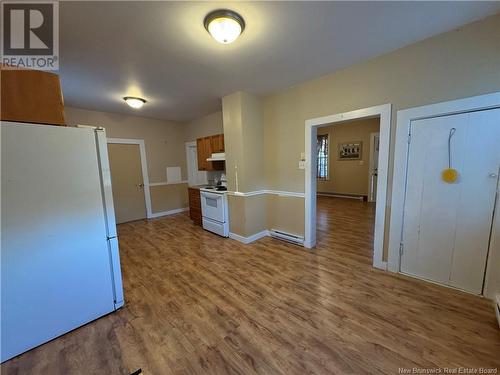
[401,108,500,294]
[107,143,147,224]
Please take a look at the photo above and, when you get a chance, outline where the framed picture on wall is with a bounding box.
[338,141,362,160]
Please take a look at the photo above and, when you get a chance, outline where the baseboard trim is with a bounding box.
[373,260,388,271]
[228,190,305,198]
[317,192,365,200]
[149,207,189,219]
[229,230,270,244]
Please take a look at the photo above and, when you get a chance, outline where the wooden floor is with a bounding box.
[3,197,499,374]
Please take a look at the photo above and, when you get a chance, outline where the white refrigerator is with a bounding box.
[1,122,124,362]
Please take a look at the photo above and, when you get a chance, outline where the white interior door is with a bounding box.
[401,108,500,294]
[186,143,207,186]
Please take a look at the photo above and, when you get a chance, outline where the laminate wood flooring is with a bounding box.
[3,197,499,374]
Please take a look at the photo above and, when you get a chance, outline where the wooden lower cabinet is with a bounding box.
[188,187,202,226]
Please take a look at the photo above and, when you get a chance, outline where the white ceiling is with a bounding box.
[60,2,500,122]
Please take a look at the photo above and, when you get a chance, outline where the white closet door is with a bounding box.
[401,108,500,294]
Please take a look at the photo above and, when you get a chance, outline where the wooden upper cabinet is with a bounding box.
[196,134,225,171]
[210,134,224,153]
[196,138,207,171]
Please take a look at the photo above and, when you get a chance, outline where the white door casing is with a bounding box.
[107,138,152,219]
[368,132,380,202]
[305,103,391,270]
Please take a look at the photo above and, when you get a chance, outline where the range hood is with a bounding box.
[207,152,225,162]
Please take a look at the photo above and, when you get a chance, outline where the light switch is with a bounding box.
[300,152,305,160]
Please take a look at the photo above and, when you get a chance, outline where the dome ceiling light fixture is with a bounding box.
[123,96,146,109]
[204,9,245,44]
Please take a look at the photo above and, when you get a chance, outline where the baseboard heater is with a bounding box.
[270,229,304,245]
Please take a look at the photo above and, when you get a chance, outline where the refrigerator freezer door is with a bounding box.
[1,122,116,362]
[94,128,118,238]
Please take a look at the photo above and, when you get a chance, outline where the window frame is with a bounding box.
[316,133,330,181]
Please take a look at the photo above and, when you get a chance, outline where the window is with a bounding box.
[317,134,329,180]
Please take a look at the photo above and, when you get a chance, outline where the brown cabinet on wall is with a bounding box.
[196,138,208,171]
[210,134,224,153]
[196,134,224,171]
[1,67,66,126]
[188,187,202,226]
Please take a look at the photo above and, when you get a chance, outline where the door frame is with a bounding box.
[387,91,500,297]
[368,132,380,203]
[305,103,392,270]
[107,138,153,219]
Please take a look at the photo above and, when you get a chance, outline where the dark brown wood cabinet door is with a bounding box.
[188,187,202,225]
[196,138,206,171]
[203,137,214,171]
[210,134,224,153]
[197,134,224,172]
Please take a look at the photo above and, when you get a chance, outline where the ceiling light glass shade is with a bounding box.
[123,97,146,109]
[204,10,245,44]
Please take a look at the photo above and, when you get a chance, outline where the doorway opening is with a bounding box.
[185,141,208,187]
[305,104,391,270]
[107,138,152,223]
[315,118,380,263]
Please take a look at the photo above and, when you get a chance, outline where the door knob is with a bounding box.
[137,183,144,188]
[489,173,498,179]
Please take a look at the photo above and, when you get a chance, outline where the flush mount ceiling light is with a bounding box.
[204,9,245,44]
[123,96,146,109]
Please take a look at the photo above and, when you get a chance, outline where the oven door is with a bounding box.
[201,191,226,223]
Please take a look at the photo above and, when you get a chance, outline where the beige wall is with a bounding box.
[150,184,188,213]
[226,13,500,242]
[267,195,304,236]
[228,193,303,238]
[259,13,500,243]
[317,118,380,196]
[263,13,500,193]
[228,194,267,237]
[222,92,268,237]
[65,106,189,214]
[222,91,266,192]
[184,111,223,142]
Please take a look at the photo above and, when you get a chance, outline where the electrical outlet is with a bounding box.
[299,161,306,169]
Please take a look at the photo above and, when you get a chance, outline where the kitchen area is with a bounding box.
[187,133,230,237]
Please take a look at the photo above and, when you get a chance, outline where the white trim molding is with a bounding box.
[230,230,270,244]
[305,104,392,271]
[149,207,189,219]
[107,137,153,219]
[228,190,305,198]
[388,92,500,299]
